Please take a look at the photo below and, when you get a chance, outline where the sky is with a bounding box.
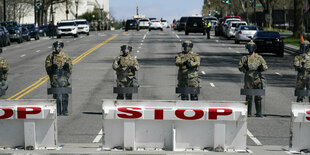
[109,0,204,23]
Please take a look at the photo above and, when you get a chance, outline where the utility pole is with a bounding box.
[136,4,139,16]
[254,0,256,24]
[66,0,68,20]
[51,0,54,23]
[34,0,36,26]
[3,0,6,22]
[75,0,79,19]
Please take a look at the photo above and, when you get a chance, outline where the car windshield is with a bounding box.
[180,17,188,22]
[188,18,202,23]
[161,20,167,22]
[3,22,18,27]
[241,26,257,30]
[126,20,136,24]
[58,22,76,26]
[23,25,35,29]
[75,21,87,25]
[257,31,280,38]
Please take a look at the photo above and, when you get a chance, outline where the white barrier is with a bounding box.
[290,103,310,153]
[102,100,247,152]
[0,100,57,150]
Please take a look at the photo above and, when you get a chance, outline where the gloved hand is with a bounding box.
[186,61,192,68]
[257,65,264,72]
[51,64,58,70]
[63,63,69,71]
[243,65,249,71]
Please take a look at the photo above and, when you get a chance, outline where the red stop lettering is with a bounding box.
[306,110,310,121]
[154,109,164,120]
[17,107,41,119]
[175,109,204,120]
[117,107,142,119]
[209,108,233,120]
[0,108,13,119]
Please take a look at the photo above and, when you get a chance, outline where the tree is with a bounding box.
[294,0,305,37]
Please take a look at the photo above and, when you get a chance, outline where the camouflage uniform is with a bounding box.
[239,53,268,117]
[0,56,9,96]
[175,51,200,100]
[45,51,72,115]
[112,54,139,100]
[294,52,310,102]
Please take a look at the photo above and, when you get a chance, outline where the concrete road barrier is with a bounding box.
[0,100,57,150]
[290,103,310,153]
[102,100,247,152]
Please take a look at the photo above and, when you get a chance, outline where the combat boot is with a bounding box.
[125,94,132,100]
[255,98,262,117]
[190,94,198,101]
[297,96,304,102]
[181,94,189,100]
[117,94,124,100]
[246,95,252,117]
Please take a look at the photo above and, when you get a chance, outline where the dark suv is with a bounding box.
[0,21,23,43]
[125,19,138,31]
[178,16,188,31]
[185,17,206,35]
[22,24,40,40]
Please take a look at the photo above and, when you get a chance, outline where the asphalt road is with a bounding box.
[2,28,298,151]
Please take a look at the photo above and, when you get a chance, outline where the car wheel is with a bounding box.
[27,36,31,41]
[185,31,189,35]
[35,35,39,40]
[161,28,163,31]
[149,29,151,31]
[7,40,10,46]
[74,34,78,38]
[203,30,206,36]
[277,50,284,57]
[235,39,240,44]
[87,32,89,36]
[125,29,128,31]
[57,35,61,38]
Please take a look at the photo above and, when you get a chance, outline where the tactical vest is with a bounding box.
[301,54,310,69]
[247,55,260,71]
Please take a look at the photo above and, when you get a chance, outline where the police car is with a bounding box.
[74,19,90,36]
[56,20,78,38]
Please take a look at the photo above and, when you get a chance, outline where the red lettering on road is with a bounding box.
[209,108,233,120]
[17,107,41,119]
[175,109,204,120]
[0,108,13,119]
[117,107,142,119]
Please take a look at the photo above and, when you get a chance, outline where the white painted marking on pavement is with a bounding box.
[210,83,215,87]
[275,72,283,76]
[284,150,292,154]
[247,129,262,146]
[141,40,144,43]
[176,34,180,39]
[141,43,143,46]
[137,50,140,53]
[20,54,26,58]
[247,149,254,153]
[228,47,232,50]
[48,46,52,49]
[236,51,240,53]
[143,35,146,40]
[92,129,103,143]
[139,46,141,49]
[216,40,219,42]
[56,145,64,150]
[96,146,103,151]
[74,39,77,40]
[36,50,40,53]
[180,39,182,42]
[201,71,206,75]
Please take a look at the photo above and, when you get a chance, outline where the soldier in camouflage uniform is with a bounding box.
[45,41,72,115]
[238,40,268,117]
[112,45,140,100]
[175,40,201,101]
[294,40,310,102]
[0,48,9,96]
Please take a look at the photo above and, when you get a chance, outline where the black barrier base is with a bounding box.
[295,90,310,96]
[0,89,5,96]
[240,89,265,96]
[176,87,200,95]
[47,87,72,95]
[113,87,138,94]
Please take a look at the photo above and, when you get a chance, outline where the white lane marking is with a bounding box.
[143,35,146,39]
[74,39,77,40]
[141,40,144,43]
[201,71,206,75]
[216,40,219,42]
[247,129,262,146]
[275,72,283,76]
[20,54,26,57]
[92,129,103,143]
[141,43,143,46]
[137,50,140,53]
[179,39,182,42]
[228,47,232,50]
[236,51,240,53]
[56,145,64,150]
[247,149,254,153]
[139,46,141,49]
[176,34,180,39]
[48,46,52,49]
[96,146,103,151]
[210,83,215,87]
[36,50,40,53]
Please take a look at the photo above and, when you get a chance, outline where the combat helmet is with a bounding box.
[300,40,310,53]
[53,41,64,53]
[182,40,193,53]
[120,45,132,56]
[246,40,257,53]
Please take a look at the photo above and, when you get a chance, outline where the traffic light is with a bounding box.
[225,0,229,4]
[215,10,218,14]
[36,0,40,9]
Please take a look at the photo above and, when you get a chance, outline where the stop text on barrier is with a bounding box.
[0,107,42,119]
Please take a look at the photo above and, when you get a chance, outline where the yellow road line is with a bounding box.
[122,31,128,34]
[8,34,119,100]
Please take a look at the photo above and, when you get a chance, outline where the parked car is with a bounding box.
[125,19,138,31]
[178,16,188,31]
[137,19,150,30]
[149,20,163,31]
[0,26,11,47]
[185,16,206,35]
[253,31,284,57]
[38,25,48,36]
[74,19,90,35]
[215,18,223,36]
[161,19,169,28]
[235,25,260,44]
[21,27,31,41]
[57,20,78,38]
[225,21,247,39]
[22,24,39,40]
[174,20,180,30]
[0,21,23,43]
[222,18,241,37]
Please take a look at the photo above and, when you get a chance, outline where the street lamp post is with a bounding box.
[75,0,79,19]
[3,0,6,22]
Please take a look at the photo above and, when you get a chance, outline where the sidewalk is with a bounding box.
[0,143,295,155]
